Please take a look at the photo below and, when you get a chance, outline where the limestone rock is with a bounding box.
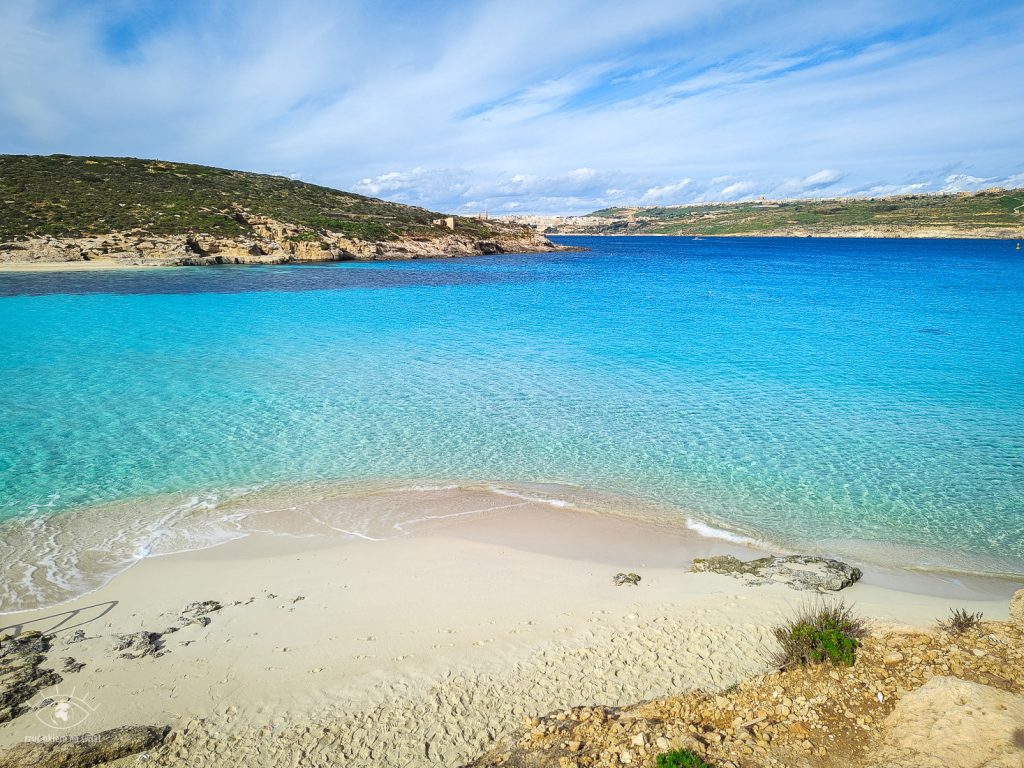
[690,554,862,591]
[178,599,223,628]
[0,724,168,768]
[0,216,569,269]
[111,631,164,659]
[1010,589,1024,625]
[874,676,1024,768]
[613,573,641,586]
[0,632,61,724]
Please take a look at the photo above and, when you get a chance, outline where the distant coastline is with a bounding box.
[504,188,1024,240]
[547,230,1022,240]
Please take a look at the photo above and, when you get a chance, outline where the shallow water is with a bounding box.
[1,237,1022,608]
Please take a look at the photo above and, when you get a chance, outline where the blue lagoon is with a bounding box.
[1,236,1022,609]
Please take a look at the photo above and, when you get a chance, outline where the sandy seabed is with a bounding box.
[0,488,1016,767]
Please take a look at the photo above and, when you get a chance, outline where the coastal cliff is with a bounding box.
[0,155,568,268]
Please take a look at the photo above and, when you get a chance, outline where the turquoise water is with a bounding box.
[1,236,1023,605]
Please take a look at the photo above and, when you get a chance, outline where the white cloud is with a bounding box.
[641,178,693,203]
[720,181,758,199]
[0,1,1021,214]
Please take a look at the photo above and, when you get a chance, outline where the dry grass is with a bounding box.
[772,599,868,670]
[937,607,984,634]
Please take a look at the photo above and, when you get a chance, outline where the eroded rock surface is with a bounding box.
[0,631,61,724]
[612,573,641,586]
[111,631,164,660]
[0,725,169,768]
[1010,589,1024,626]
[690,554,862,591]
[875,676,1024,768]
[0,216,569,268]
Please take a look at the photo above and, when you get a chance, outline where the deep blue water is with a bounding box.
[1,236,1022,593]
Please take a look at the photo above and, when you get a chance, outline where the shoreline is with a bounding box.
[0,233,1018,272]
[0,492,1018,766]
[1,482,1020,617]
[547,232,1022,240]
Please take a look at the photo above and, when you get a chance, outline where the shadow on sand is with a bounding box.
[0,601,119,639]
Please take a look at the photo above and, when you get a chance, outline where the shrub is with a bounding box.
[772,599,866,669]
[656,748,714,768]
[937,608,983,634]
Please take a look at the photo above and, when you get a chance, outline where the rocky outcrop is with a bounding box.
[690,554,862,592]
[0,725,169,768]
[0,215,571,269]
[463,609,1024,768]
[875,676,1024,768]
[111,631,165,660]
[112,600,224,659]
[1010,589,1024,626]
[0,631,61,724]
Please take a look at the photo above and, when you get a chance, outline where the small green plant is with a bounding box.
[656,748,714,768]
[772,599,866,669]
[937,608,983,634]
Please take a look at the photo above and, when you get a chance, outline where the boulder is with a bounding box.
[1009,589,1024,626]
[873,676,1024,768]
[690,554,862,591]
[0,724,169,768]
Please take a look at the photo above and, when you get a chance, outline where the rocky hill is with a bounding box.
[0,155,565,267]
[531,189,1024,239]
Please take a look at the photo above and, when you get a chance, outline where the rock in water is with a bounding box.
[1009,589,1024,626]
[874,676,1024,768]
[690,554,862,591]
[0,725,169,768]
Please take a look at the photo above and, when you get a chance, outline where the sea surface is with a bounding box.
[1,236,1022,609]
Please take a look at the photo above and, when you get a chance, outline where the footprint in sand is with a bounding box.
[432,643,454,649]
[473,639,494,646]
[395,654,414,661]
[352,654,373,660]
[358,636,377,642]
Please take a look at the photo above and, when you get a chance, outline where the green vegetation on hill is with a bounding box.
[0,155,495,242]
[564,189,1024,237]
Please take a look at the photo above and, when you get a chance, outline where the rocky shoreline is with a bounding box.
[465,590,1024,768]
[0,213,573,269]
[0,503,1018,768]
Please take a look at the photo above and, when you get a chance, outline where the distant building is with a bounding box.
[432,217,456,230]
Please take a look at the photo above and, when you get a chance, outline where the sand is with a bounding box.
[0,259,165,272]
[0,491,1017,767]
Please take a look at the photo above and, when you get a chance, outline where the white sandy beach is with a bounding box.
[0,489,1017,767]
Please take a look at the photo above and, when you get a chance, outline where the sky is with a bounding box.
[1,0,1023,215]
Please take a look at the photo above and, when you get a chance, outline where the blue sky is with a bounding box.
[2,0,1023,214]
